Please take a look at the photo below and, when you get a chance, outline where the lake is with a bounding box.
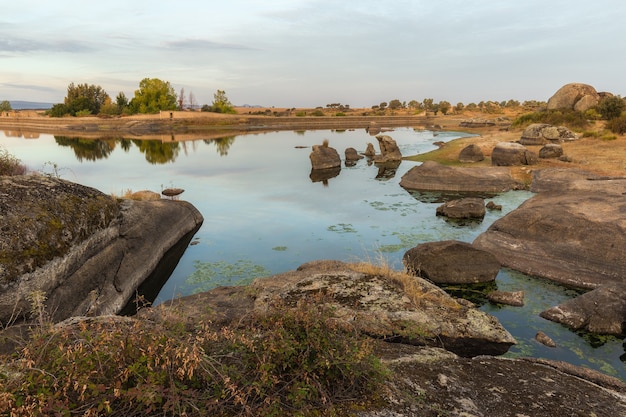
[2,127,624,380]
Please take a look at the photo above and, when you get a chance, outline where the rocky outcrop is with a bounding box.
[403,241,501,285]
[459,118,496,128]
[400,161,525,193]
[0,175,204,324]
[491,142,538,166]
[363,345,626,417]
[519,123,577,145]
[530,168,626,194]
[458,144,484,162]
[363,142,376,157]
[309,141,341,170]
[540,283,626,335]
[473,190,626,289]
[547,83,600,112]
[146,260,516,357]
[436,197,485,219]
[374,135,402,163]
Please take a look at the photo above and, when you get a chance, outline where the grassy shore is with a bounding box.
[2,107,625,176]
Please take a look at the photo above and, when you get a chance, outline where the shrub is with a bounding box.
[311,110,325,116]
[0,147,27,175]
[512,109,589,130]
[606,115,626,135]
[596,96,625,120]
[0,301,388,416]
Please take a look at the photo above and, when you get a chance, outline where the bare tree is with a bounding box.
[189,91,196,110]
[178,87,185,110]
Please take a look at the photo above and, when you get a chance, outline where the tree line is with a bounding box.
[46,78,236,117]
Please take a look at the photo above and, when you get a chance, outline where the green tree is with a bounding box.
[422,98,434,112]
[202,89,236,114]
[0,100,12,111]
[130,78,178,114]
[116,92,129,113]
[48,103,70,117]
[438,100,451,115]
[388,99,403,110]
[64,82,110,115]
[597,95,625,120]
[455,102,465,113]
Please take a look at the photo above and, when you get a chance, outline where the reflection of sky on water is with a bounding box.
[2,127,624,380]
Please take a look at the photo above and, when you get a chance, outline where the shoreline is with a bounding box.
[2,110,625,176]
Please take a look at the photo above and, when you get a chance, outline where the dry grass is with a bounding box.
[348,260,460,310]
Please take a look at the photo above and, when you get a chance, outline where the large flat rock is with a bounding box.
[0,176,203,323]
[473,190,626,289]
[400,161,525,193]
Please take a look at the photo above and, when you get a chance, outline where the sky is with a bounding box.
[1,0,625,108]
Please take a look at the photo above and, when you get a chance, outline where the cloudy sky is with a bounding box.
[1,0,625,108]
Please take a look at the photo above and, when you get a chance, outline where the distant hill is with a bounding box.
[10,101,54,110]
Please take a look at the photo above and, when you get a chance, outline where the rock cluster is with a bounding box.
[520,123,577,145]
[491,142,538,166]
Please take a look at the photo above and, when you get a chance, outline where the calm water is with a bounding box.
[2,127,624,380]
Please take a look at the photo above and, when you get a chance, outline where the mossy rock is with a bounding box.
[0,175,120,283]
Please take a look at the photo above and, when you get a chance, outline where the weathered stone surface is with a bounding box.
[530,168,626,194]
[436,197,485,219]
[486,201,502,210]
[130,190,161,200]
[362,345,626,417]
[547,83,601,112]
[400,161,525,193]
[459,118,496,128]
[0,175,204,324]
[150,260,516,357]
[520,123,577,145]
[363,142,376,157]
[458,143,484,162]
[535,331,557,347]
[403,240,500,285]
[540,283,626,335]
[374,135,402,163]
[539,143,564,159]
[344,147,364,162]
[309,142,341,170]
[473,191,626,289]
[487,290,524,307]
[491,142,538,166]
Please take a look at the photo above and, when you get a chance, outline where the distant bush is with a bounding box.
[0,300,388,416]
[606,115,626,135]
[311,109,325,116]
[0,147,27,175]
[512,109,589,130]
[596,96,625,120]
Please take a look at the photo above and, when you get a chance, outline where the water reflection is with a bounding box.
[309,167,341,185]
[50,135,238,163]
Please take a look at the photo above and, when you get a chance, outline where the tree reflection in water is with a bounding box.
[55,136,116,162]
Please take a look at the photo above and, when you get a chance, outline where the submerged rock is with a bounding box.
[540,283,626,335]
